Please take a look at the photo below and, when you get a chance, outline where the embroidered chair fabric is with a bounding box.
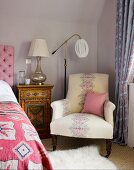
[50,73,115,157]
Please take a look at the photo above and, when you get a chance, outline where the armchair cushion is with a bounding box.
[50,113,113,139]
[82,92,108,117]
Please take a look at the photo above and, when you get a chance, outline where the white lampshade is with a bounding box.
[75,39,89,58]
[28,39,49,57]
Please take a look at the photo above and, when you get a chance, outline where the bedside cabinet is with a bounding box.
[17,84,53,139]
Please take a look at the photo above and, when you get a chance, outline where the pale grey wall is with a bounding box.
[97,0,116,102]
[0,0,116,101]
[0,16,97,100]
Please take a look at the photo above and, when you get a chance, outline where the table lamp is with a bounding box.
[28,39,49,85]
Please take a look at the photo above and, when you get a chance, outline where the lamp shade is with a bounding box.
[28,39,49,57]
[75,39,89,58]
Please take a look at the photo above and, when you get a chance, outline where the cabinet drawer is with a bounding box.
[20,89,51,99]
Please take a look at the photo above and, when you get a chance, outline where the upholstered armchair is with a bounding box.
[50,73,115,157]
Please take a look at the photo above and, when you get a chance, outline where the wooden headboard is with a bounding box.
[0,45,14,86]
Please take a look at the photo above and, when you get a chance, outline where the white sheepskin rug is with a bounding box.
[49,146,117,169]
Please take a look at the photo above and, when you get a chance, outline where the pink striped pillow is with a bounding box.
[81,92,108,117]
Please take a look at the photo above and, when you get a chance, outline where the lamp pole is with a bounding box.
[51,34,81,55]
[64,58,67,98]
[64,42,68,98]
[52,34,81,98]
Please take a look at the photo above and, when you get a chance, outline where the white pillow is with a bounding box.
[0,80,18,103]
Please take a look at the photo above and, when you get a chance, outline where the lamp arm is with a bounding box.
[52,34,81,54]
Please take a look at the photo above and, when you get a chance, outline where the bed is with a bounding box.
[0,45,53,170]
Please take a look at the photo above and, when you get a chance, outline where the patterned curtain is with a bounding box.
[114,0,134,144]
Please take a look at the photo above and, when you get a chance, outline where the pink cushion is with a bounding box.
[81,92,108,117]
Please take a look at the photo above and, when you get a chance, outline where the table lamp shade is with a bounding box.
[28,39,49,57]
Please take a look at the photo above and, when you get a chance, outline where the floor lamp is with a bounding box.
[52,34,89,98]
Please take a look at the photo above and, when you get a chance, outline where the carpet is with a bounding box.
[49,146,117,169]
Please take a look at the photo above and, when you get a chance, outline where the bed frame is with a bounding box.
[0,45,14,86]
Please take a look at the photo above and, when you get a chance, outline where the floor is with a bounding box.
[42,136,134,170]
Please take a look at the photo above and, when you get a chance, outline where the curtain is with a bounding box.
[114,0,134,144]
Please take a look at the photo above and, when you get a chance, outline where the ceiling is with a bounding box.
[0,0,106,24]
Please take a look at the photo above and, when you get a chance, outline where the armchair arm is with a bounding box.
[51,99,71,121]
[104,100,116,126]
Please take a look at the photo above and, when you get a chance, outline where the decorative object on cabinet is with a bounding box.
[25,58,32,84]
[17,84,53,139]
[18,71,25,85]
[52,34,89,98]
[28,39,50,85]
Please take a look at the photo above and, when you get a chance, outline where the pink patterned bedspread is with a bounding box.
[0,102,53,170]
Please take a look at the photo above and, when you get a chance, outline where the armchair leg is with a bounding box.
[52,135,57,151]
[105,139,112,158]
